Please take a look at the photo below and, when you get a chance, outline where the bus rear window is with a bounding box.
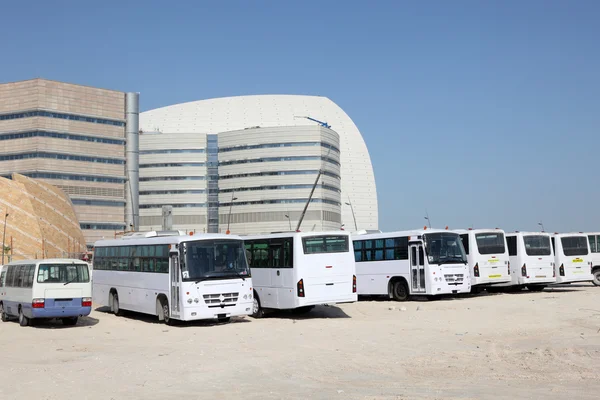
[37,264,90,283]
[561,236,589,256]
[303,235,349,254]
[475,233,506,255]
[523,236,551,256]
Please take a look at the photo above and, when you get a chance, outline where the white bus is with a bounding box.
[353,229,470,301]
[92,231,253,324]
[586,232,600,286]
[0,259,92,326]
[455,228,511,292]
[498,232,556,291]
[243,231,357,318]
[551,233,593,284]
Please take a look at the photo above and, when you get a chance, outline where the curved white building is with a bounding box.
[139,95,378,234]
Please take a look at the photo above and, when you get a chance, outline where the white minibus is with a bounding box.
[92,231,253,324]
[243,231,357,318]
[498,232,556,291]
[551,233,593,284]
[586,232,600,286]
[455,228,511,292]
[0,259,92,326]
[353,229,470,301]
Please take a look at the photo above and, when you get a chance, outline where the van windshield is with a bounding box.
[561,236,589,256]
[37,263,90,283]
[523,236,551,256]
[475,232,506,255]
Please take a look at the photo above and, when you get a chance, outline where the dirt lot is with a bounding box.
[1,284,599,400]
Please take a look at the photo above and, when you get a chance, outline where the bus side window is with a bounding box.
[0,269,5,287]
[411,247,417,266]
[283,239,293,267]
[506,236,517,256]
[460,234,469,255]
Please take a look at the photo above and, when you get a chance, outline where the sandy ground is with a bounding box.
[1,285,599,400]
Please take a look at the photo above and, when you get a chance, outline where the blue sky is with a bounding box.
[1,1,598,233]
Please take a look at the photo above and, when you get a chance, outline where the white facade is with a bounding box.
[139,95,378,232]
[138,125,343,234]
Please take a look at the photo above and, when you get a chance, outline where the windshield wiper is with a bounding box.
[63,277,78,286]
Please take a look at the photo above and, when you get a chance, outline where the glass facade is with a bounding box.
[219,155,340,167]
[219,141,340,154]
[0,110,125,126]
[206,134,219,233]
[0,130,124,145]
[220,169,340,180]
[0,152,124,164]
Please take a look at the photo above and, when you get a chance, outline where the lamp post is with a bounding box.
[226,194,238,234]
[424,210,432,229]
[538,221,545,232]
[345,199,358,232]
[2,212,8,264]
[285,214,292,231]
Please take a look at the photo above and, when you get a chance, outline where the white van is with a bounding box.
[586,232,600,286]
[551,233,593,284]
[0,259,92,326]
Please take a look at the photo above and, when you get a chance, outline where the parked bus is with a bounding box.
[587,232,600,286]
[455,228,511,292]
[497,232,556,291]
[243,231,357,318]
[352,229,470,301]
[0,259,92,326]
[92,231,253,324]
[551,233,593,284]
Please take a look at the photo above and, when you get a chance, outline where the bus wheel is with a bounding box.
[527,285,545,292]
[252,296,265,319]
[392,281,409,301]
[18,307,29,327]
[160,298,174,325]
[112,293,123,316]
[62,317,78,326]
[0,303,8,322]
[592,269,600,287]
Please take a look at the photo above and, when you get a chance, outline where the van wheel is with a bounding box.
[592,269,600,287]
[0,303,8,322]
[252,296,265,319]
[112,293,123,316]
[62,317,78,326]
[18,307,29,327]
[392,280,409,301]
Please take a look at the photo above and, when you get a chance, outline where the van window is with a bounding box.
[37,263,90,283]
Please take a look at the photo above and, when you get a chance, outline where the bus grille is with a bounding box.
[203,292,239,305]
[444,274,464,284]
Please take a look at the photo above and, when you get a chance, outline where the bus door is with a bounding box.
[170,250,181,319]
[410,243,426,293]
[270,240,285,307]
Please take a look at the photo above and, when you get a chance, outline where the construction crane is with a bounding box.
[294,116,331,129]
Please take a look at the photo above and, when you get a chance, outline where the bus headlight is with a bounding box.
[243,294,248,299]
[187,298,193,304]
[194,298,199,303]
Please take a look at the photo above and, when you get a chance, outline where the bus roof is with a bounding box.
[243,231,351,240]
[505,231,551,237]
[351,228,457,240]
[5,258,90,266]
[453,228,505,234]
[94,233,245,247]
[550,232,589,238]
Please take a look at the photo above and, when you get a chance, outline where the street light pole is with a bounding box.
[285,214,292,231]
[226,193,237,234]
[538,221,545,232]
[424,210,432,229]
[2,212,8,264]
[345,198,358,232]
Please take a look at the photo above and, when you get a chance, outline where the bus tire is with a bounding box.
[18,307,29,327]
[527,285,545,292]
[252,294,265,319]
[62,317,78,326]
[391,280,409,302]
[159,297,174,325]
[592,268,600,287]
[0,302,8,322]
[111,292,123,316]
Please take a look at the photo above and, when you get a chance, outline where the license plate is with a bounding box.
[535,275,546,278]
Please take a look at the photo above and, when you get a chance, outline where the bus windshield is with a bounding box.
[561,236,589,256]
[302,235,349,254]
[475,232,506,255]
[182,240,249,281]
[523,236,551,256]
[37,263,90,284]
[423,233,467,265]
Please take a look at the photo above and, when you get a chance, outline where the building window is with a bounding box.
[219,156,340,167]
[219,141,340,154]
[220,198,341,207]
[219,170,341,180]
[220,183,340,193]
[139,162,206,168]
[140,149,206,154]
[0,152,124,165]
[206,134,219,233]
[139,189,206,195]
[8,172,125,184]
[71,199,126,207]
[140,176,206,182]
[140,203,207,209]
[0,130,124,145]
[80,223,126,230]
[0,110,125,126]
